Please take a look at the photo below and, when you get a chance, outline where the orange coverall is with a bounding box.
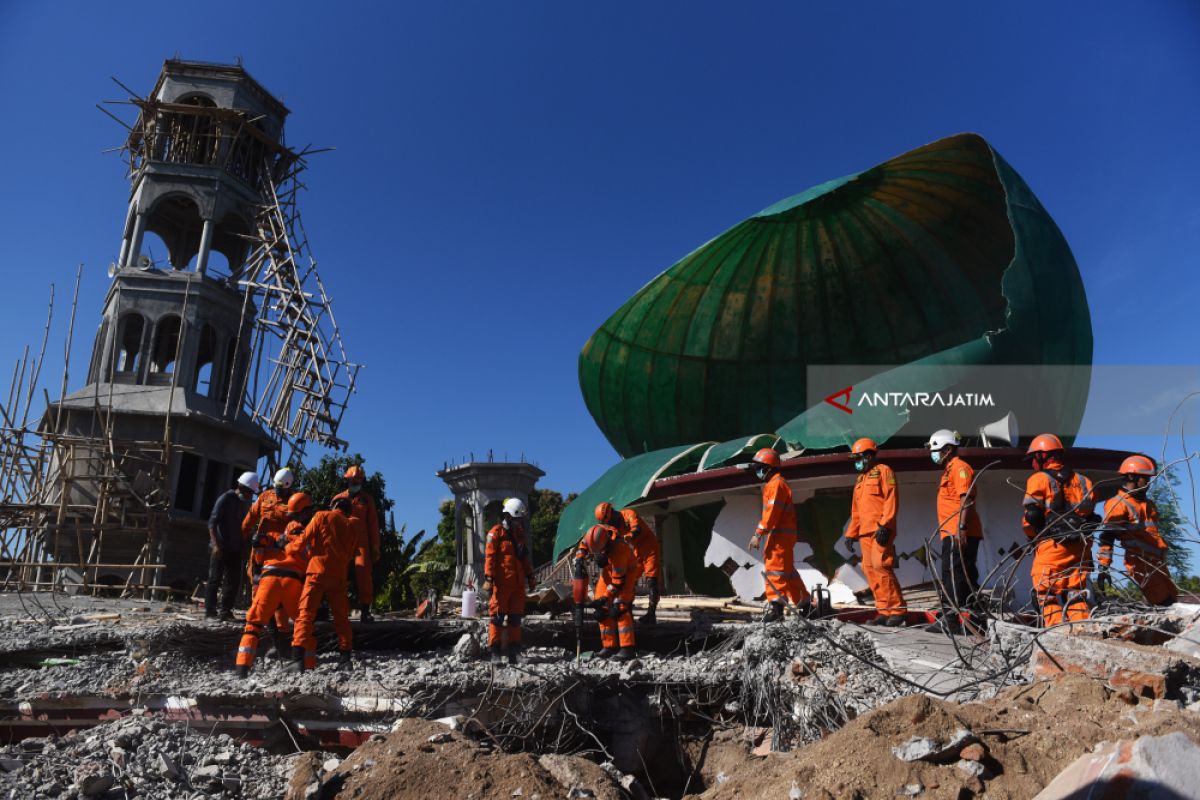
[334,489,381,607]
[756,473,809,606]
[1099,489,1177,606]
[1022,461,1095,626]
[291,509,358,668]
[484,522,534,647]
[575,535,641,649]
[242,489,292,625]
[236,520,311,671]
[620,509,662,589]
[845,463,905,617]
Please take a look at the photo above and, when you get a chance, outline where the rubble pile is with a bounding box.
[0,715,297,799]
[739,620,915,746]
[691,672,1200,799]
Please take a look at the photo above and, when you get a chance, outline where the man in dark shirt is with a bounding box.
[206,472,260,621]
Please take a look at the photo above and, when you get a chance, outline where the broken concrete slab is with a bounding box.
[892,729,977,763]
[1032,630,1200,699]
[1033,731,1200,799]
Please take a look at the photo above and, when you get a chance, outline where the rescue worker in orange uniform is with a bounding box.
[287,497,358,672]
[242,467,297,629]
[594,503,664,625]
[747,448,811,622]
[844,438,906,626]
[1097,455,1177,606]
[334,465,381,623]
[1022,433,1098,627]
[235,492,315,677]
[925,430,982,635]
[574,523,641,661]
[482,498,536,664]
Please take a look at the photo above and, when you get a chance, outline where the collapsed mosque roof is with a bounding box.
[578,132,1092,458]
[558,134,1093,557]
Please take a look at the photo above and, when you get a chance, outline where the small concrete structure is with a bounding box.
[436,459,544,594]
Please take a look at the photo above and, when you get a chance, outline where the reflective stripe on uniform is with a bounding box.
[237,646,256,655]
[765,569,799,577]
[618,627,634,635]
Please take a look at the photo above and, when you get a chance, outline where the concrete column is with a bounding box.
[126,212,148,268]
[194,219,214,274]
[117,237,130,272]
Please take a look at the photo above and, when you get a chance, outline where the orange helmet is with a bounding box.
[343,464,365,482]
[1025,434,1064,458]
[1119,455,1156,476]
[582,524,612,555]
[594,501,616,524]
[287,492,313,515]
[752,448,781,468]
[850,438,878,456]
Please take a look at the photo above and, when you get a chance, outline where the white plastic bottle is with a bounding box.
[461,584,477,619]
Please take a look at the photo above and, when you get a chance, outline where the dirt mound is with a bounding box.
[288,718,624,800]
[691,673,1200,799]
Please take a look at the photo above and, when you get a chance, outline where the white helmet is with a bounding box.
[237,472,261,493]
[925,429,961,450]
[273,468,295,490]
[502,498,527,518]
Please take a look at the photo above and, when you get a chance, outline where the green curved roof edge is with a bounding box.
[553,442,713,558]
[698,434,782,470]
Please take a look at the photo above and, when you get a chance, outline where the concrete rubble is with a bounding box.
[0,593,1197,798]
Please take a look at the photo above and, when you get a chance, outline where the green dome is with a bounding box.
[579,133,1092,457]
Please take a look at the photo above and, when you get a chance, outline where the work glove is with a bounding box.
[481,578,493,595]
[647,583,660,605]
[1095,570,1111,593]
[748,532,762,551]
[844,539,856,559]
[874,527,889,547]
[593,602,609,622]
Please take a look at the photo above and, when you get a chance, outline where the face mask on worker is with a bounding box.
[501,516,512,530]
[754,466,771,481]
[237,486,252,499]
[348,483,362,495]
[931,449,944,465]
[276,486,293,500]
[853,457,867,472]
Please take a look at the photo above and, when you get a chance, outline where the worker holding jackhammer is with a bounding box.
[235,492,314,677]
[1096,455,1177,606]
[593,503,663,625]
[287,497,358,672]
[1022,433,1097,626]
[747,448,811,622]
[482,498,536,665]
[573,523,641,661]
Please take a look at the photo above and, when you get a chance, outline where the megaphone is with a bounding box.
[979,411,1019,448]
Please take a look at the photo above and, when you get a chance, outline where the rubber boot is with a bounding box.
[866,615,888,626]
[360,604,374,623]
[796,599,814,619]
[613,647,636,663]
[883,615,906,628]
[640,605,657,626]
[272,629,293,660]
[762,601,784,623]
[234,665,250,679]
[338,649,353,666]
[506,644,523,665]
[284,650,305,674]
[596,647,619,659]
[489,643,504,664]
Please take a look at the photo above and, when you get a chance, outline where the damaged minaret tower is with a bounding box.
[0,60,358,596]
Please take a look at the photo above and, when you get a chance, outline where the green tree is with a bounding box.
[294,454,416,611]
[527,489,578,567]
[406,499,456,598]
[1149,466,1194,578]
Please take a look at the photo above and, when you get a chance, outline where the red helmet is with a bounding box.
[287,492,313,515]
[594,501,616,524]
[343,464,366,482]
[850,438,878,456]
[582,524,613,555]
[1119,455,1155,477]
[1025,434,1064,458]
[751,448,781,468]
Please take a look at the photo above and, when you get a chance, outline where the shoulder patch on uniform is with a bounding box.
[886,475,896,485]
[958,469,968,480]
[868,468,880,478]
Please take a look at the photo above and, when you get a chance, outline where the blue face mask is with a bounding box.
[931,450,943,465]
[853,458,867,472]
[754,466,771,481]
[348,484,362,495]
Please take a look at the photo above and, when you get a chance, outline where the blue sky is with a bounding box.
[1,3,1198,560]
